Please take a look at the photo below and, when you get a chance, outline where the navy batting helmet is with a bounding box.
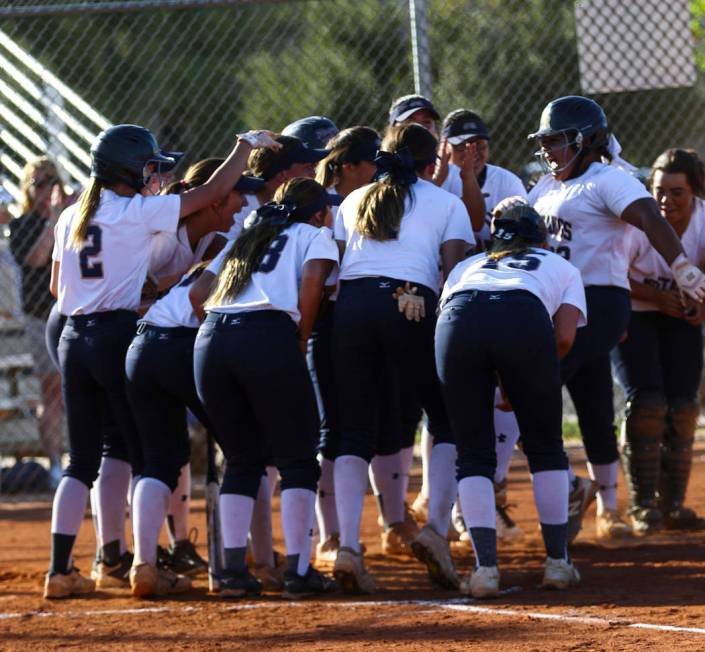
[528,96,609,150]
[282,116,339,150]
[492,204,546,244]
[90,124,176,191]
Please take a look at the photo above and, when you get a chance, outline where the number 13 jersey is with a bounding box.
[441,247,587,324]
[528,162,650,289]
[205,223,339,324]
[52,190,180,316]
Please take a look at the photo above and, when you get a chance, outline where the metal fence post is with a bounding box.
[409,0,432,99]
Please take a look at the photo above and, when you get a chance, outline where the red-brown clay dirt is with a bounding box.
[2,448,705,651]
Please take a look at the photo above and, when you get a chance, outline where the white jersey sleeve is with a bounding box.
[441,164,463,197]
[141,266,204,329]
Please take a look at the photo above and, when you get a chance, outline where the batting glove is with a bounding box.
[671,253,705,302]
[393,282,426,322]
[237,130,282,150]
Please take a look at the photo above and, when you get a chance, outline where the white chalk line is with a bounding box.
[1,598,704,637]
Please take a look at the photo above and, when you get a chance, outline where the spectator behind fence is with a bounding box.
[9,157,70,487]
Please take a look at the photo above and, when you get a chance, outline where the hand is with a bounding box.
[393,282,426,322]
[432,138,450,186]
[237,130,282,150]
[682,296,705,326]
[492,195,528,218]
[655,289,685,319]
[458,141,477,180]
[671,253,705,302]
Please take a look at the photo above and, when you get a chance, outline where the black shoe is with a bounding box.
[219,570,262,598]
[91,551,134,588]
[169,530,208,576]
[156,545,172,570]
[282,565,337,600]
[662,506,705,531]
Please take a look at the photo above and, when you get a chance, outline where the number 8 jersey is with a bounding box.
[441,247,587,323]
[52,190,180,315]
[205,223,339,324]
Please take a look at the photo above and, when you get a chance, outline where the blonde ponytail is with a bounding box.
[69,179,102,250]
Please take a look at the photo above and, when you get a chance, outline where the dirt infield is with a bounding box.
[2,450,705,651]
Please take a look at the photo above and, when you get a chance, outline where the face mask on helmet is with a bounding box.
[535,130,584,175]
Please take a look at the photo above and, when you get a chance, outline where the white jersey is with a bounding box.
[441,247,587,325]
[149,224,216,281]
[221,194,260,241]
[141,267,203,329]
[528,162,651,289]
[626,199,705,311]
[53,190,180,315]
[207,223,339,324]
[334,178,475,292]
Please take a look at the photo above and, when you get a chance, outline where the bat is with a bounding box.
[205,434,223,593]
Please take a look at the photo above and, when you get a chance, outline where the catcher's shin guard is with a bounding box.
[620,393,667,513]
[659,398,700,513]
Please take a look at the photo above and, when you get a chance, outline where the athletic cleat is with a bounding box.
[168,530,208,576]
[662,506,705,531]
[541,557,581,589]
[629,506,663,535]
[91,551,133,588]
[44,567,95,599]
[219,570,262,598]
[595,509,633,540]
[567,476,598,544]
[333,546,376,594]
[381,519,419,556]
[282,565,337,600]
[252,561,284,591]
[411,524,459,589]
[410,492,429,524]
[460,566,500,599]
[315,534,340,565]
[129,562,191,598]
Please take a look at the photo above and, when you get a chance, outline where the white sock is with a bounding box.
[316,457,339,541]
[369,452,405,526]
[419,426,433,499]
[458,476,496,530]
[128,473,141,549]
[265,466,279,499]
[334,455,369,553]
[399,445,414,498]
[95,457,131,554]
[249,475,274,567]
[493,401,521,484]
[51,477,90,535]
[90,487,101,551]
[427,443,457,535]
[532,470,569,524]
[167,464,191,545]
[133,477,170,566]
[281,488,316,576]
[220,493,255,550]
[587,461,619,513]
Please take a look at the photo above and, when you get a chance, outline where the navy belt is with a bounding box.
[135,323,198,337]
[205,310,290,326]
[67,309,136,327]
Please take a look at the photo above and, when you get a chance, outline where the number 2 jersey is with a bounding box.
[528,162,651,289]
[625,198,705,312]
[52,191,180,315]
[205,222,339,324]
[441,247,587,325]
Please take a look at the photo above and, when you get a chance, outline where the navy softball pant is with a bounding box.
[333,277,451,463]
[125,325,213,492]
[611,310,703,404]
[46,302,130,464]
[560,286,631,465]
[435,289,568,480]
[194,310,320,499]
[58,310,142,487]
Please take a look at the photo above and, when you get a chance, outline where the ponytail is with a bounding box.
[316,126,380,188]
[69,179,102,250]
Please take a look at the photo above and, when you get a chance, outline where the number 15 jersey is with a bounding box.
[441,247,587,324]
[52,190,180,315]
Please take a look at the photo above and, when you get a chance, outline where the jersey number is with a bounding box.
[257,234,289,273]
[79,225,103,279]
[482,251,546,271]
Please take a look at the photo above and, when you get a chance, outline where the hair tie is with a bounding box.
[373,146,418,185]
[248,200,296,228]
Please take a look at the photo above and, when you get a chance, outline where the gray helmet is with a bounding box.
[528,96,609,149]
[282,116,339,149]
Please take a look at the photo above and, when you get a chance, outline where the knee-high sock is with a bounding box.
[427,443,457,535]
[281,488,316,576]
[167,464,191,545]
[493,402,521,484]
[419,425,433,499]
[50,477,90,574]
[220,493,255,573]
[316,457,339,541]
[335,455,369,553]
[133,477,170,567]
[90,486,101,559]
[587,461,618,513]
[128,473,141,548]
[249,475,274,567]
[265,466,279,499]
[458,476,496,568]
[532,470,569,560]
[370,452,405,527]
[400,445,414,498]
[94,457,131,559]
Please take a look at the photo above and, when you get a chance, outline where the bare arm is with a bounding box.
[188,270,216,323]
[298,259,334,352]
[553,304,582,359]
[459,146,486,232]
[621,198,684,265]
[629,279,683,319]
[50,260,60,298]
[440,239,469,282]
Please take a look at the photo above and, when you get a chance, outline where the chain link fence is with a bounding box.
[0,0,704,493]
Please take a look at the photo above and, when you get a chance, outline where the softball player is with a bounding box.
[436,204,586,598]
[43,124,278,599]
[283,115,339,150]
[613,148,705,534]
[524,96,705,541]
[190,178,339,600]
[331,123,474,593]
